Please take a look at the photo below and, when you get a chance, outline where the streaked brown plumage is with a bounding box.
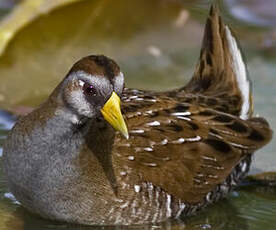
[3,5,272,225]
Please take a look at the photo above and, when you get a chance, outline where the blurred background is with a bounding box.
[0,0,275,229]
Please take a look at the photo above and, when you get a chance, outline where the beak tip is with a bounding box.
[123,132,129,140]
[101,92,129,140]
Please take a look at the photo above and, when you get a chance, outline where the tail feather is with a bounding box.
[184,5,252,119]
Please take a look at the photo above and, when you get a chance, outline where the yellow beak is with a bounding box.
[101,92,129,139]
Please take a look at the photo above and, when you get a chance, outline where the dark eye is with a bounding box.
[83,83,97,96]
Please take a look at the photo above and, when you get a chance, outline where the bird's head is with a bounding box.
[58,55,128,139]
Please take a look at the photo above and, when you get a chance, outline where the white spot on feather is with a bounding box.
[148,182,154,190]
[146,121,160,126]
[171,112,191,116]
[166,194,172,217]
[177,116,191,121]
[128,156,135,161]
[206,192,212,202]
[175,138,185,144]
[121,182,129,189]
[144,147,153,152]
[144,162,157,167]
[208,174,218,179]
[120,201,129,209]
[129,95,138,99]
[130,129,144,134]
[187,136,201,142]
[134,185,141,193]
[120,171,127,176]
[241,162,247,172]
[161,139,168,145]
[194,178,201,183]
[78,79,85,87]
[172,136,200,144]
[131,89,140,93]
[176,202,186,217]
[202,155,217,161]
[119,143,130,147]
[145,110,153,114]
[225,26,250,120]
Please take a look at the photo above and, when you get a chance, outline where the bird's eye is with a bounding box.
[83,83,97,96]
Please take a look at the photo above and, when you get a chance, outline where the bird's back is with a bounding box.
[110,5,272,215]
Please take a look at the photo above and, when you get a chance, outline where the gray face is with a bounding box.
[62,70,124,120]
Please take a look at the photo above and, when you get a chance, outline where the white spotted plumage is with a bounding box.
[225,26,251,120]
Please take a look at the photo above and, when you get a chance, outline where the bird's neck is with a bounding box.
[34,97,116,156]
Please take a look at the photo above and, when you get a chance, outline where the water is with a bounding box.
[0,0,275,229]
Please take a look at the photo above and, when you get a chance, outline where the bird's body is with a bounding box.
[2,6,272,225]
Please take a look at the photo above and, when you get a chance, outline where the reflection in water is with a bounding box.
[2,199,249,230]
[184,199,249,230]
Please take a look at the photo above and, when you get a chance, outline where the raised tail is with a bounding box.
[183,5,252,119]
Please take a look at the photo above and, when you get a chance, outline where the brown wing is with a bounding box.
[115,94,272,204]
[114,5,272,205]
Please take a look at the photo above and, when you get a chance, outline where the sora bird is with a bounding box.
[2,5,272,225]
